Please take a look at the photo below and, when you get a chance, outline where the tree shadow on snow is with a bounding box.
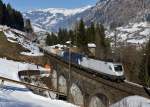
[1,85,29,92]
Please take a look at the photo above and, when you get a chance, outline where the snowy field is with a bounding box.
[0,58,77,107]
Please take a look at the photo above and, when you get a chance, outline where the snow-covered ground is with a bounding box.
[0,58,77,107]
[0,25,44,57]
[32,23,47,33]
[44,44,67,50]
[111,96,150,107]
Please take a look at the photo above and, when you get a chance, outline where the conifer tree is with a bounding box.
[46,32,58,46]
[77,19,88,54]
[58,28,63,44]
[95,23,110,59]
[0,0,3,24]
[88,22,95,43]
[24,19,33,33]
[0,1,24,31]
[51,32,58,45]
[69,30,75,45]
[57,28,69,44]
[14,11,24,30]
[46,33,51,46]
[2,4,9,25]
[139,38,150,87]
[7,4,13,26]
[95,23,102,59]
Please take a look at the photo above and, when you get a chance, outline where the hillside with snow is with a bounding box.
[0,24,79,107]
[107,21,150,47]
[0,25,43,57]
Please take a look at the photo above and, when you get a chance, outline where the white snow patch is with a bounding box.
[117,27,141,33]
[127,38,146,44]
[110,96,150,107]
[44,44,67,50]
[3,30,17,39]
[20,51,44,56]
[50,19,58,25]
[140,29,150,36]
[88,43,96,48]
[7,38,17,43]
[32,24,47,33]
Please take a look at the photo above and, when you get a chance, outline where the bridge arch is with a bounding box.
[89,93,109,107]
[70,83,84,107]
[51,69,57,89]
[58,75,67,94]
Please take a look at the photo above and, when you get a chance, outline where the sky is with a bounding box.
[2,0,97,12]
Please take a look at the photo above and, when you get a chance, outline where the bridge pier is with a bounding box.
[70,83,84,107]
[58,75,67,95]
[88,94,109,107]
[51,69,57,90]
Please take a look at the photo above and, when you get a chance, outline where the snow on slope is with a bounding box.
[0,58,77,107]
[32,23,47,33]
[0,25,43,56]
[107,21,150,47]
[110,96,150,107]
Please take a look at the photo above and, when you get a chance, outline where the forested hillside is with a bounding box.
[0,0,24,31]
[46,19,111,59]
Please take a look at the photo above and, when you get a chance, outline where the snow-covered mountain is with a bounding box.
[23,6,92,32]
[23,0,150,46]
[83,0,150,27]
[83,0,150,46]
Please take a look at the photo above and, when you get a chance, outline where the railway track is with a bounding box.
[0,75,65,96]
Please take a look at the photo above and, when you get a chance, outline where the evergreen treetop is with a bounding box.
[0,0,24,31]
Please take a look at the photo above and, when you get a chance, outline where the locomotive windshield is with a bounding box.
[114,65,123,72]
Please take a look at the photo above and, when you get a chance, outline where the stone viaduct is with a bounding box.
[42,50,150,107]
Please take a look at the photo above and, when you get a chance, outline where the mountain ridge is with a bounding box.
[23,0,150,46]
[23,5,92,32]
